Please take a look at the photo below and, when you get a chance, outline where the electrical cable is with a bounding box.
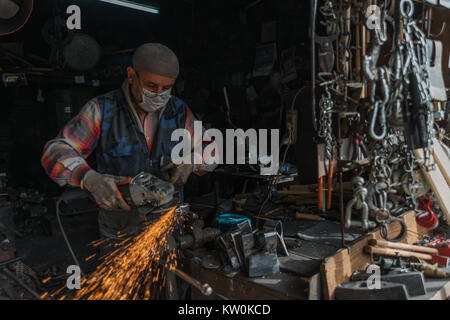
[290,88,303,112]
[55,198,85,278]
[310,0,318,132]
[257,125,292,217]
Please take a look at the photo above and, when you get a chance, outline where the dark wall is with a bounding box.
[0,0,310,193]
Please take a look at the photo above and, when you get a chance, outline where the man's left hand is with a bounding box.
[161,162,194,186]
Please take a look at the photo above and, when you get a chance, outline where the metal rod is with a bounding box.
[0,257,23,268]
[1,267,42,300]
[310,0,318,132]
[337,116,346,248]
[172,268,213,296]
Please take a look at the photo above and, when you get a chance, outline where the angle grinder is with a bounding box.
[118,171,180,216]
[60,171,180,217]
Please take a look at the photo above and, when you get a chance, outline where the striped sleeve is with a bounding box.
[41,99,102,187]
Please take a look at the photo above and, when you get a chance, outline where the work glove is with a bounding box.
[82,170,132,211]
[161,162,194,187]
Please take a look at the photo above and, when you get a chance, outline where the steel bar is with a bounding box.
[0,267,42,300]
[172,268,213,296]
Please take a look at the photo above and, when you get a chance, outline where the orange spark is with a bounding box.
[70,206,180,300]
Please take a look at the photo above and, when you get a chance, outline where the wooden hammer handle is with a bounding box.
[295,212,325,221]
[365,246,433,260]
[368,239,438,254]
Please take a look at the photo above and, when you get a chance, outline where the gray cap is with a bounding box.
[132,43,179,79]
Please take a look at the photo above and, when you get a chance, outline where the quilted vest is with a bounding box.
[93,88,187,238]
[95,88,187,177]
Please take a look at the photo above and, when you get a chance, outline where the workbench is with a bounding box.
[188,211,450,300]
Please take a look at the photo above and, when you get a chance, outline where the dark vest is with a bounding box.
[93,88,187,238]
[95,88,187,178]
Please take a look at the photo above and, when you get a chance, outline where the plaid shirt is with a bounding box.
[41,81,216,188]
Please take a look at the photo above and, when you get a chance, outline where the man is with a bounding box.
[42,43,215,240]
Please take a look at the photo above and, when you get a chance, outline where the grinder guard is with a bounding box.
[119,172,178,217]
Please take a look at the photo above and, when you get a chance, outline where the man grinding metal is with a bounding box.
[41,43,215,242]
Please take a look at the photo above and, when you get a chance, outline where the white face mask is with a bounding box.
[139,87,172,113]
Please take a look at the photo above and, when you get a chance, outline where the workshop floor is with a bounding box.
[14,212,102,295]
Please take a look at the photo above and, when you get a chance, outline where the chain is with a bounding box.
[318,86,335,161]
[400,0,435,170]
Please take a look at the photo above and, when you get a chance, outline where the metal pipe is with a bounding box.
[310,0,318,132]
[1,268,42,300]
[172,268,213,296]
[337,116,345,248]
[0,257,23,268]
[223,87,238,129]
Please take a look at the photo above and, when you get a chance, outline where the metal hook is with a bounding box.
[429,21,446,38]
[400,0,414,18]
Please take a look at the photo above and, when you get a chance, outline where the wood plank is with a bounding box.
[432,138,450,186]
[320,211,429,300]
[289,184,317,192]
[413,148,450,224]
[278,191,316,196]
[295,200,321,206]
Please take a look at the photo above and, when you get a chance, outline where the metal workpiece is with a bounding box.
[175,203,191,218]
[212,218,283,278]
[381,271,427,297]
[263,220,289,256]
[351,261,427,298]
[256,230,278,254]
[241,232,256,255]
[178,219,220,250]
[335,281,409,300]
[248,253,280,278]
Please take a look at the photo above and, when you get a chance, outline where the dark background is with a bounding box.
[0,0,310,195]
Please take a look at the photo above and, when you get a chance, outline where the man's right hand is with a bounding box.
[82,170,132,211]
